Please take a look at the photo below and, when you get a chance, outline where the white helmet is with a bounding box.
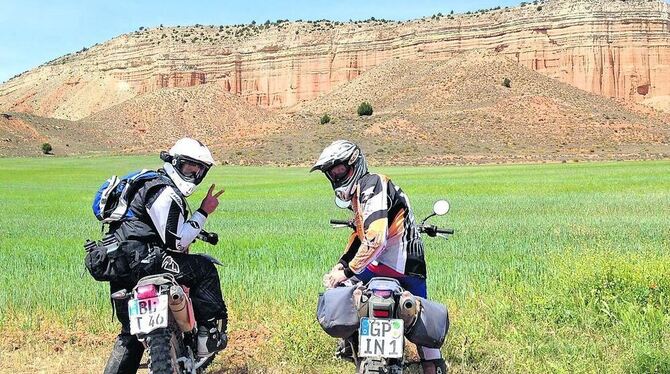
[161,138,215,196]
[310,140,368,201]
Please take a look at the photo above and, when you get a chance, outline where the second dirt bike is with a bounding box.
[319,200,453,374]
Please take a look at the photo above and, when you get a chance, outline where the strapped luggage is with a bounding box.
[405,297,450,349]
[316,285,360,338]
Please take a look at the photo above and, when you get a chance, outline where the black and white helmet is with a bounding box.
[310,140,368,201]
[160,138,215,197]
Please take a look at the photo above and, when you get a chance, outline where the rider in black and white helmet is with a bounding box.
[310,139,368,202]
[311,140,448,374]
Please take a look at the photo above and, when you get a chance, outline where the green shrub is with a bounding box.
[357,102,373,116]
[503,77,512,88]
[320,114,331,124]
[41,143,52,154]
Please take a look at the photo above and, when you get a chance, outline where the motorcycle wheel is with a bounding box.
[361,358,403,374]
[147,328,180,374]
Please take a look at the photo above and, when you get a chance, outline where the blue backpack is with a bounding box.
[92,169,167,223]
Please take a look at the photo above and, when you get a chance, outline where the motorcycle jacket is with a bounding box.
[109,170,208,268]
[338,173,427,278]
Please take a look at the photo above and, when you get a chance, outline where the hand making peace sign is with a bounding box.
[199,184,225,215]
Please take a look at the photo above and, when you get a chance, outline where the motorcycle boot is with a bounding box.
[421,358,448,374]
[335,338,353,362]
[197,318,228,357]
[335,333,358,362]
[103,334,144,374]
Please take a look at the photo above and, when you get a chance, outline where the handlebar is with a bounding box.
[330,219,453,238]
[197,230,219,245]
[418,224,454,237]
[330,219,353,226]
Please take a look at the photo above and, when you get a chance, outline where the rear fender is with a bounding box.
[135,273,178,288]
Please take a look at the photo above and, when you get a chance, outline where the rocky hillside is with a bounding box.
[83,81,287,155]
[0,0,668,121]
[0,112,106,157]
[286,52,670,164]
[2,52,668,163]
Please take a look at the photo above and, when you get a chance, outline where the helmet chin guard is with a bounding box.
[164,162,197,196]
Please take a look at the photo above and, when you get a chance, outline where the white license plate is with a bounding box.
[128,294,169,335]
[358,317,404,358]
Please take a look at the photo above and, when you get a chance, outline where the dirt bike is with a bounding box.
[325,200,453,374]
[109,230,222,374]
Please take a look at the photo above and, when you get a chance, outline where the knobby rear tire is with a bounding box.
[147,328,180,374]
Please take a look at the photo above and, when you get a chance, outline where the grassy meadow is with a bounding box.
[0,156,669,373]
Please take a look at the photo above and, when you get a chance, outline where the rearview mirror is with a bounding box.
[335,197,351,209]
[433,200,450,216]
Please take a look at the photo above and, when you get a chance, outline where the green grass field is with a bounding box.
[0,157,669,373]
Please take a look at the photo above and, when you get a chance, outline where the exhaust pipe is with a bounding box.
[169,285,196,332]
[398,291,419,327]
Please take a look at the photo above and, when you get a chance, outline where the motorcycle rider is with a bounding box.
[104,138,228,374]
[311,140,448,374]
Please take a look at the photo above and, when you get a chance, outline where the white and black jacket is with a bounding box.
[111,171,207,266]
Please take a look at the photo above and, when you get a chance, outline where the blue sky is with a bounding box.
[0,0,526,83]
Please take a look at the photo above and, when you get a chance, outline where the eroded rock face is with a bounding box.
[0,0,668,120]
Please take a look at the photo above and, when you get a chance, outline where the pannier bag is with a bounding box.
[316,285,360,338]
[405,297,450,349]
[83,234,130,282]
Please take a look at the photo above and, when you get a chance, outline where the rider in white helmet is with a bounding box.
[311,140,448,374]
[104,138,228,374]
[163,138,215,197]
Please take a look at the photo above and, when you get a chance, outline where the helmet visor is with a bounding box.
[325,163,352,184]
[175,157,210,184]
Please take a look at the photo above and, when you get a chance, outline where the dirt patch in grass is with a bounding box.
[0,324,271,374]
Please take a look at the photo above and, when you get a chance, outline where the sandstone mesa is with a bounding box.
[0,0,668,121]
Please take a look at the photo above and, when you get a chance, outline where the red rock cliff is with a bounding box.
[0,0,668,120]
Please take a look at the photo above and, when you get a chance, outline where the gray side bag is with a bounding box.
[316,285,359,338]
[406,297,449,348]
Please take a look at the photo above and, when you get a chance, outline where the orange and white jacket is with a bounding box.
[339,173,427,278]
